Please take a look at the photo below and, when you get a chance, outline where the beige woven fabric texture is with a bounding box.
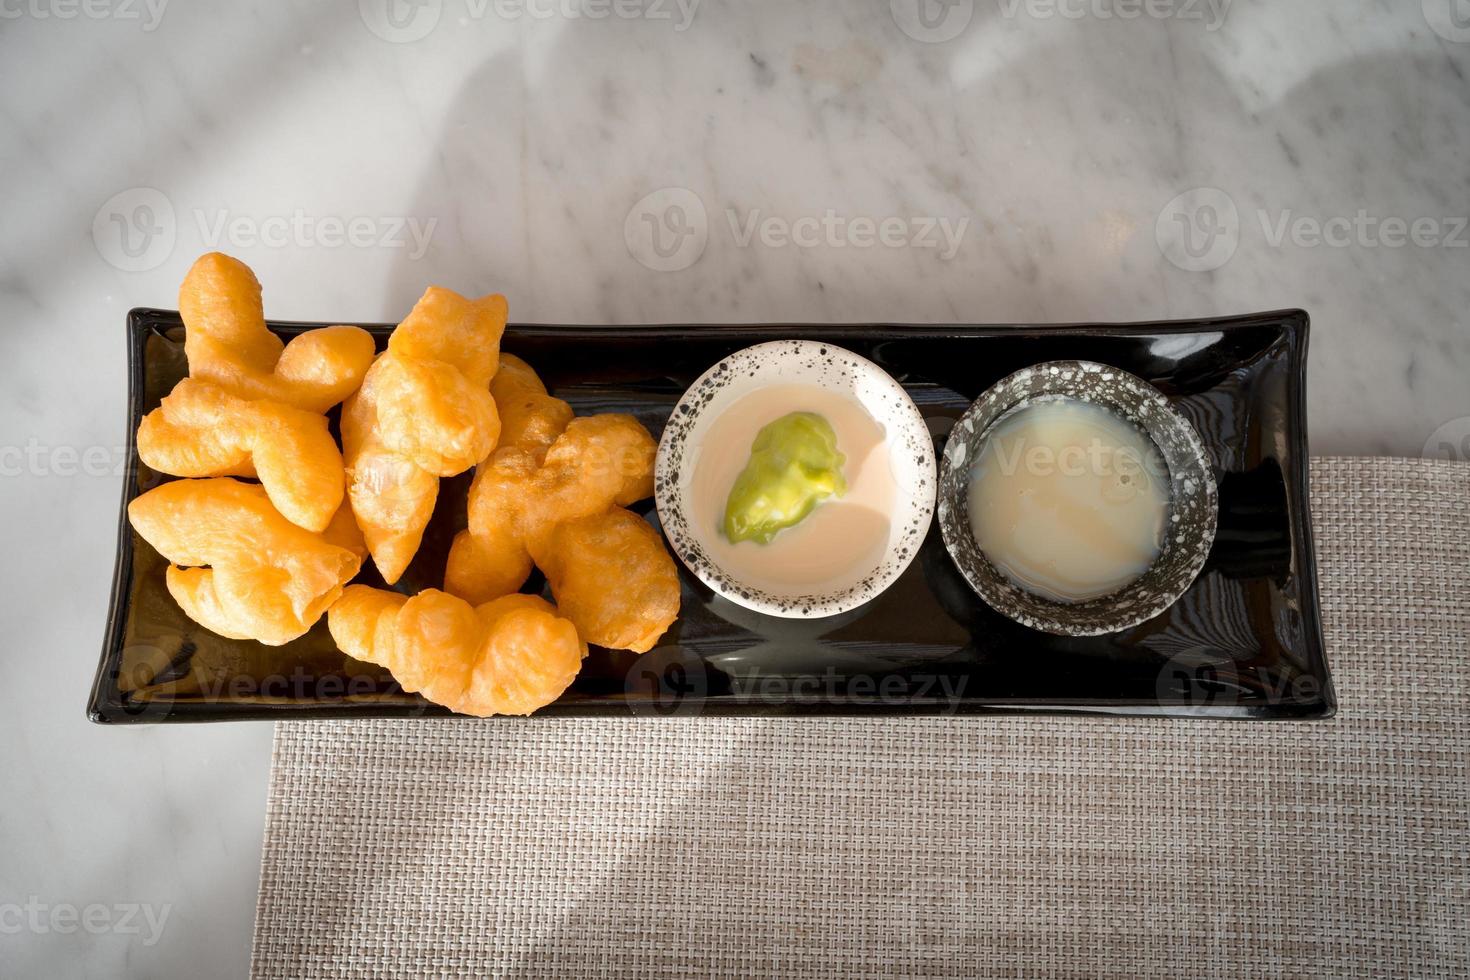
[251,457,1470,979]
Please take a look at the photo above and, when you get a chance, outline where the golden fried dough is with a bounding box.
[180,253,375,413]
[129,478,362,646]
[445,408,658,607]
[529,508,680,654]
[326,586,408,671]
[163,565,256,641]
[362,348,501,476]
[535,415,658,527]
[343,287,508,584]
[329,587,585,717]
[340,392,440,586]
[445,449,538,602]
[137,378,344,532]
[387,287,503,387]
[321,498,368,560]
[491,353,575,460]
[444,357,572,603]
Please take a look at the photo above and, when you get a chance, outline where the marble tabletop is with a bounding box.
[1,1,1466,977]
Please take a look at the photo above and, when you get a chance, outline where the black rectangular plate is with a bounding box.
[90,310,1333,722]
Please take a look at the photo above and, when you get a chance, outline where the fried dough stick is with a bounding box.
[137,378,345,532]
[445,355,678,653]
[179,252,375,413]
[343,287,507,584]
[329,587,586,716]
[128,478,364,646]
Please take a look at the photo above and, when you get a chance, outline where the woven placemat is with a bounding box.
[251,457,1470,979]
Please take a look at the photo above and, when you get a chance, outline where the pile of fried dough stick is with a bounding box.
[130,253,680,716]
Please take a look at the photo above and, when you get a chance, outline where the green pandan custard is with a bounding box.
[723,411,847,545]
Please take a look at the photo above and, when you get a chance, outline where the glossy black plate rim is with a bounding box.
[89,309,1332,723]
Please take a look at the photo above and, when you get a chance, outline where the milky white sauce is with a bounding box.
[967,397,1170,603]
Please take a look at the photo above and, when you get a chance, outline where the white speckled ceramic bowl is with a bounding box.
[655,341,936,619]
[938,360,1218,636]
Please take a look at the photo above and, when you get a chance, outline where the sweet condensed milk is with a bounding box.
[967,396,1170,603]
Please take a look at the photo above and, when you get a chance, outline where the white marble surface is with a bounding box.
[1,1,1466,977]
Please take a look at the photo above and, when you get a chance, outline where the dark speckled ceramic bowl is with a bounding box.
[655,340,936,619]
[938,360,1218,637]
